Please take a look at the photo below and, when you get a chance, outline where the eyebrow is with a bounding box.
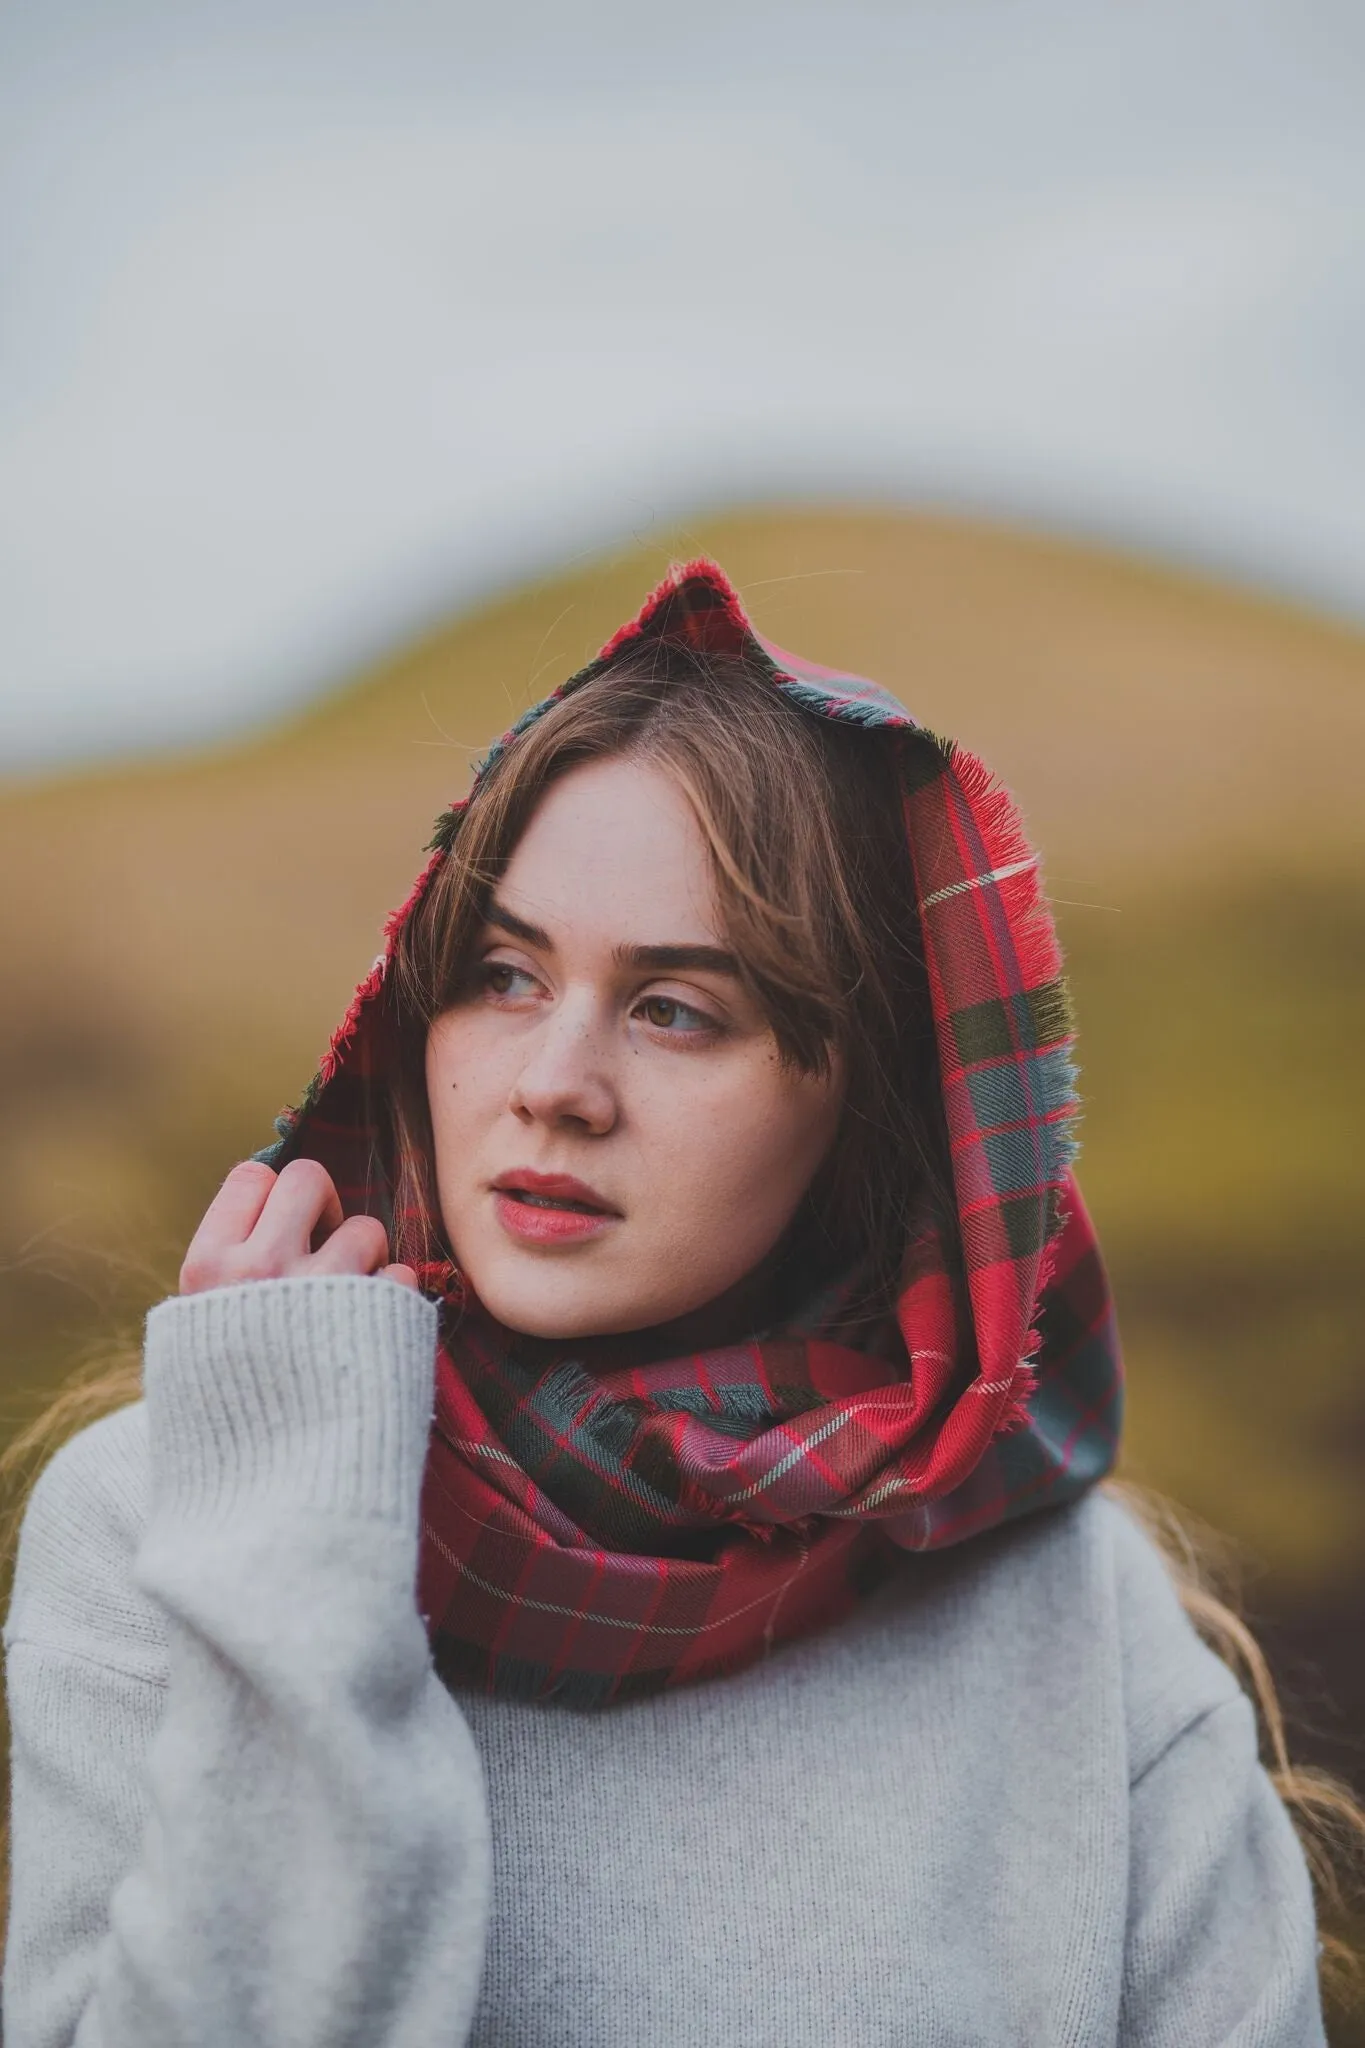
[485,902,551,948]
[617,942,741,977]
[485,900,740,979]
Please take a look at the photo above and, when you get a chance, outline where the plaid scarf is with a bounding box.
[261,560,1122,1707]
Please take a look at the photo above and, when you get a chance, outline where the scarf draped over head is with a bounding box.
[259,560,1123,1707]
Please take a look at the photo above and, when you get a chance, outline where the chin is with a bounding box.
[479,1290,652,1342]
[467,1250,660,1342]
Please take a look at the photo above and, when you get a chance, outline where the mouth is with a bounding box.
[490,1171,620,1246]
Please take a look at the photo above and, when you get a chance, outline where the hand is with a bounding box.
[179,1159,419,1296]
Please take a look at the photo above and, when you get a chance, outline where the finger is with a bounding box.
[181,1160,277,1283]
[250,1158,345,1264]
[380,1263,420,1291]
[303,1213,391,1277]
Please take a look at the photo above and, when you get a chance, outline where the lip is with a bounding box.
[492,1169,619,1212]
[490,1169,621,1247]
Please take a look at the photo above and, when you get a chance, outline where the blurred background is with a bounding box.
[2,0,1363,2019]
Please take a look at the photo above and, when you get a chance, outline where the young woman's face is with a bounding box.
[425,755,844,1339]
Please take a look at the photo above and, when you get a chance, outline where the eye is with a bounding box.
[480,960,540,1000]
[636,993,716,1034]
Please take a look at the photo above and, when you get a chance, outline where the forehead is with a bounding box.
[498,755,720,943]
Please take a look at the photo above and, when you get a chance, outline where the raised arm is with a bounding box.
[5,1165,492,2048]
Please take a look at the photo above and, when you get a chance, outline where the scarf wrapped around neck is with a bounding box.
[259,560,1122,1707]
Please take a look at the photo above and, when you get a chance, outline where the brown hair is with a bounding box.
[2,643,1362,2006]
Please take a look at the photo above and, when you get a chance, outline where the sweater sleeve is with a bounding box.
[3,1275,492,2048]
[1119,1672,1327,2047]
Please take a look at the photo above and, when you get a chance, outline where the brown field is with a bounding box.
[2,506,1363,2015]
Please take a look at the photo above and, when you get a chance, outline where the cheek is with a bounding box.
[651,1057,840,1239]
[425,1013,506,1159]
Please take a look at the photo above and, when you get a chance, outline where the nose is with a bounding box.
[507,996,617,1137]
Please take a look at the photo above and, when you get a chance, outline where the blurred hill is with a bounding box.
[2,503,1363,1765]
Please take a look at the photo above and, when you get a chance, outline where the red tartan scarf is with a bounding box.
[260,560,1122,1707]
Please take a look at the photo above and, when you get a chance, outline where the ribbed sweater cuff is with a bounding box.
[143,1277,438,1525]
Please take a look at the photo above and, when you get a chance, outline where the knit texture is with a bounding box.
[4,1280,1325,2046]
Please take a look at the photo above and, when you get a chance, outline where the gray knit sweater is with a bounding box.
[3,1276,1325,2046]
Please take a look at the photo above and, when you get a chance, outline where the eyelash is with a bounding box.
[477,961,720,1037]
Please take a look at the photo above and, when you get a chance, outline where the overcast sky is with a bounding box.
[3,0,1363,770]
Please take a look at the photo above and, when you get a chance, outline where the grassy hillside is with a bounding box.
[2,501,1362,1682]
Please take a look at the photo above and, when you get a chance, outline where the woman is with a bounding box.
[2,562,1344,2043]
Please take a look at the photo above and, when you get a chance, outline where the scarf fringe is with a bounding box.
[943,739,1068,1008]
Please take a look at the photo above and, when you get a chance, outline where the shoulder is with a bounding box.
[5,1401,167,1684]
[998,1488,1247,1778]
[876,1488,1246,1783]
[1086,1490,1247,1767]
